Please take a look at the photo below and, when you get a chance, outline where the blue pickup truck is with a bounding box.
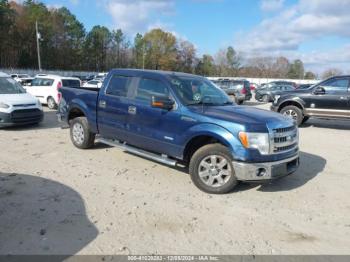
[58,69,299,194]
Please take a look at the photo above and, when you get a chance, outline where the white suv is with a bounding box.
[25,75,81,109]
[0,72,43,127]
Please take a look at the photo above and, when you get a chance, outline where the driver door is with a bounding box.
[310,77,349,112]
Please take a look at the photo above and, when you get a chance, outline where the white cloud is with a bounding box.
[104,0,175,34]
[260,0,285,12]
[239,0,350,52]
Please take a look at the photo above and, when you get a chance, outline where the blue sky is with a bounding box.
[38,0,350,73]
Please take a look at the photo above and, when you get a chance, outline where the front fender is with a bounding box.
[182,123,247,161]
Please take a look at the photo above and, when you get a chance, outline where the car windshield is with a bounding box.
[170,76,232,106]
[0,77,26,94]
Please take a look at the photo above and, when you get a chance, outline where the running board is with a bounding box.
[95,137,177,167]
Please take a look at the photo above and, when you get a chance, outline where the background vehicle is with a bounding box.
[215,79,252,104]
[83,80,102,88]
[10,74,31,82]
[272,75,350,126]
[25,75,81,109]
[58,69,299,194]
[0,72,43,127]
[255,85,295,103]
[297,84,312,90]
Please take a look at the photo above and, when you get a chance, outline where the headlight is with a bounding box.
[0,102,10,109]
[274,95,281,102]
[239,132,270,155]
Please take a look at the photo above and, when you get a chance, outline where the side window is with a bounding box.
[106,75,132,97]
[322,78,349,93]
[135,78,169,102]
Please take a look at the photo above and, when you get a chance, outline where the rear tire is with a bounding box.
[280,105,304,126]
[47,97,57,110]
[189,144,238,194]
[70,117,95,149]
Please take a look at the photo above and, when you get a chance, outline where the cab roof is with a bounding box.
[109,68,203,79]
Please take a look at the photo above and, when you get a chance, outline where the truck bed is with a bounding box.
[59,86,99,133]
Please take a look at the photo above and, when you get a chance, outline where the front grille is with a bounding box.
[271,125,298,154]
[11,109,42,123]
[13,104,36,107]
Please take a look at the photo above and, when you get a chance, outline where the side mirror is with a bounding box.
[314,86,326,95]
[151,96,174,110]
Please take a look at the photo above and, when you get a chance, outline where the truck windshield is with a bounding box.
[0,77,26,94]
[170,76,232,106]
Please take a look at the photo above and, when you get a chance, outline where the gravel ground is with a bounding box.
[1,102,350,255]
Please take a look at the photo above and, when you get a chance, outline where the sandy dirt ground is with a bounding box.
[1,102,350,255]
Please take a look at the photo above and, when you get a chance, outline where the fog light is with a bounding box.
[256,168,267,177]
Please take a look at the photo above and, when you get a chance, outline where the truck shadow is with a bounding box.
[0,172,98,258]
[236,151,326,192]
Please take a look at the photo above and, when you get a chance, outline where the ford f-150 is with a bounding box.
[57,69,299,194]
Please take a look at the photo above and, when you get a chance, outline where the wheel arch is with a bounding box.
[278,99,305,113]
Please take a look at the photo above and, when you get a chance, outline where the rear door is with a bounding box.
[97,74,135,142]
[26,78,54,103]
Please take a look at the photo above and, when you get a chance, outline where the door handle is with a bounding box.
[99,100,107,108]
[128,106,137,115]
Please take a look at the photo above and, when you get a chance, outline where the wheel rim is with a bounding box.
[48,98,55,109]
[283,109,298,120]
[72,123,84,145]
[198,155,232,188]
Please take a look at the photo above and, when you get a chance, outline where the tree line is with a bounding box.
[0,0,341,79]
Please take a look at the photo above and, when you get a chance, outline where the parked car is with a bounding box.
[215,79,252,104]
[83,80,102,88]
[18,77,34,86]
[271,75,350,126]
[25,75,81,109]
[58,69,299,194]
[0,72,43,127]
[255,85,295,103]
[10,74,31,82]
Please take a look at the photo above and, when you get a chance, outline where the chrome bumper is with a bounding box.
[232,155,299,181]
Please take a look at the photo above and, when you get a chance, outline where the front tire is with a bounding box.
[189,144,238,194]
[280,105,304,126]
[70,117,95,149]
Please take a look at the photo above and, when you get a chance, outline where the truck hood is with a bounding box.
[0,93,38,105]
[188,105,293,132]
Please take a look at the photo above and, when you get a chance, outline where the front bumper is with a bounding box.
[232,155,299,181]
[0,109,44,127]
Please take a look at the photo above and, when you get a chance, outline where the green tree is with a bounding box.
[0,0,15,67]
[304,71,316,79]
[84,25,111,71]
[288,59,304,79]
[226,46,240,75]
[143,29,177,70]
[132,33,144,68]
[176,40,196,73]
[196,54,215,76]
[112,29,124,67]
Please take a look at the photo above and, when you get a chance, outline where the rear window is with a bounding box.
[106,75,133,97]
[62,79,80,87]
